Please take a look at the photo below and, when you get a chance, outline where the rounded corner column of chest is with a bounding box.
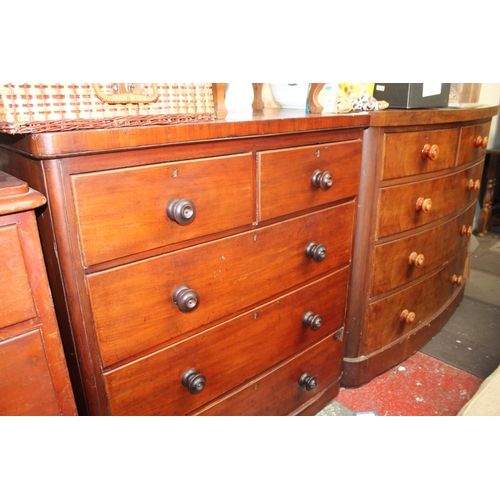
[342,106,498,388]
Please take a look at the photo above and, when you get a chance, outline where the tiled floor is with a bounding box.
[317,228,500,416]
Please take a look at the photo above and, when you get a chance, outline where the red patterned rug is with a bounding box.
[336,352,483,416]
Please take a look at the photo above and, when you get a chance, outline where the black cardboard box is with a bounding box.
[373,83,450,109]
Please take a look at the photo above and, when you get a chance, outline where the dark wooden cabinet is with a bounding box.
[343,105,499,387]
[2,104,497,412]
[0,110,369,415]
[0,171,77,415]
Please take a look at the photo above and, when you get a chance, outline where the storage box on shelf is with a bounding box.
[343,105,499,387]
[0,171,77,415]
[0,109,369,415]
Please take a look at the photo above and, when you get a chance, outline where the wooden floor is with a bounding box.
[318,226,500,416]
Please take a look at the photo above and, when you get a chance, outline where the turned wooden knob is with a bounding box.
[461,225,472,237]
[311,169,333,191]
[173,285,200,312]
[181,368,206,394]
[298,372,317,391]
[475,136,488,149]
[400,309,416,324]
[305,242,327,262]
[416,197,432,213]
[409,251,425,267]
[467,179,480,191]
[422,144,439,160]
[302,311,323,331]
[166,198,196,225]
[452,274,463,286]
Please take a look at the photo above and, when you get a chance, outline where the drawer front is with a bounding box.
[377,162,483,238]
[103,269,348,415]
[371,203,476,296]
[365,250,468,355]
[457,122,491,165]
[258,140,361,221]
[382,128,459,180]
[197,333,342,416]
[71,153,255,267]
[88,202,355,368]
[0,223,37,332]
[0,330,61,416]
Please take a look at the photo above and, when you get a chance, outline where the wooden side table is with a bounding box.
[477,148,500,236]
[0,171,77,415]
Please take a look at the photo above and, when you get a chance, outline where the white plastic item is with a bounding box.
[270,83,309,109]
[317,83,337,113]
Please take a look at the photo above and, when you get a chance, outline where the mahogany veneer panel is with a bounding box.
[104,269,348,415]
[196,332,343,416]
[366,249,468,354]
[0,112,366,414]
[259,139,362,221]
[343,105,499,388]
[0,172,77,415]
[372,203,476,296]
[71,153,255,267]
[0,330,63,416]
[377,162,483,238]
[0,224,37,330]
[88,202,354,367]
[382,128,459,180]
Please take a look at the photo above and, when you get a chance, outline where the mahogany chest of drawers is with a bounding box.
[0,171,76,415]
[343,105,499,386]
[0,110,369,415]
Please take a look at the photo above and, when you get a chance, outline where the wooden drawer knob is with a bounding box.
[416,197,432,213]
[306,242,327,262]
[409,251,425,267]
[400,309,416,324]
[181,368,206,394]
[452,274,463,286]
[475,136,488,149]
[311,169,333,191]
[302,311,323,331]
[173,285,200,312]
[467,179,481,191]
[298,372,317,391]
[461,225,472,237]
[166,198,196,225]
[422,144,439,160]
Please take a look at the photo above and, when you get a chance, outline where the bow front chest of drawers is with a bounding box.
[0,110,369,415]
[343,105,498,386]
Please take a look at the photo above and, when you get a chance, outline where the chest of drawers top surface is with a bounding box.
[1,109,370,158]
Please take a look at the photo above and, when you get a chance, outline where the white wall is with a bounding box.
[479,84,500,148]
